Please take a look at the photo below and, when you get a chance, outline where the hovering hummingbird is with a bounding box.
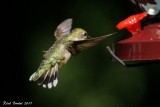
[131,0,160,15]
[29,18,116,89]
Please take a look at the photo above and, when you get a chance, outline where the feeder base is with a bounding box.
[115,23,160,61]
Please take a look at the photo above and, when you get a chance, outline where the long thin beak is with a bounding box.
[87,32,117,39]
[106,32,117,37]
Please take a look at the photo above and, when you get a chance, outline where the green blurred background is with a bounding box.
[4,0,160,107]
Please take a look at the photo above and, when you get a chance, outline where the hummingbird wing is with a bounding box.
[54,18,72,40]
[43,19,72,59]
[68,32,116,55]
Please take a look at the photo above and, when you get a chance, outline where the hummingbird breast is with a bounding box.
[45,43,71,66]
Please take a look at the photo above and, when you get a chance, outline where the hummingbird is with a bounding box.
[131,0,160,16]
[131,0,160,24]
[29,18,116,89]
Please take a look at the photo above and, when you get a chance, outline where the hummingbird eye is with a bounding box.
[82,32,87,36]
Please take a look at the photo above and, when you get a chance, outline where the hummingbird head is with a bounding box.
[67,28,90,41]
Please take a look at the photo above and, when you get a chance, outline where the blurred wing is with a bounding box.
[54,18,72,40]
[69,32,116,55]
[131,0,136,4]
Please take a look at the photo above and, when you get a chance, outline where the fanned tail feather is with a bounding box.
[30,63,59,89]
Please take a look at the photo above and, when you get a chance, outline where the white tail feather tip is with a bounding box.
[29,74,34,81]
[53,78,58,87]
[29,76,32,81]
[43,84,46,88]
[48,83,52,89]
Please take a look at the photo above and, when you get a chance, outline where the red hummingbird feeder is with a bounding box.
[107,12,160,66]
